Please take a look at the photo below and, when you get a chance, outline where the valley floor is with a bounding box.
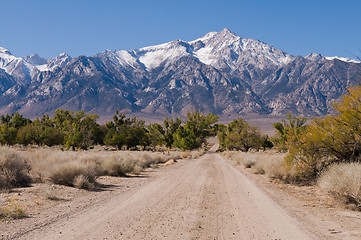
[1,152,361,239]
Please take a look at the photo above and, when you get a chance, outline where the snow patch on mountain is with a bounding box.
[36,64,50,72]
[325,56,360,63]
[113,50,138,69]
[194,46,215,65]
[136,40,191,69]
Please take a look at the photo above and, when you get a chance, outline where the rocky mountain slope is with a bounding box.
[0,28,359,119]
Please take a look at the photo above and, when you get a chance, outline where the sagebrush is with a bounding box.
[318,162,361,210]
[0,147,31,189]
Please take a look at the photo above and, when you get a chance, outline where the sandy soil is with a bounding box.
[1,152,361,239]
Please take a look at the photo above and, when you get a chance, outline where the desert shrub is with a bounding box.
[99,154,138,176]
[0,201,27,219]
[243,156,257,168]
[49,161,97,189]
[252,163,265,174]
[44,184,62,200]
[266,157,300,183]
[190,149,205,159]
[181,151,191,159]
[73,174,95,189]
[0,148,31,189]
[318,162,361,209]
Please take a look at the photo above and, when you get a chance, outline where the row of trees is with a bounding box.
[0,110,221,151]
[0,110,103,150]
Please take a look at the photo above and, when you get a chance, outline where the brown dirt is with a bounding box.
[1,153,360,239]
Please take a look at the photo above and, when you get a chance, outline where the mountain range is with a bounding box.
[0,28,360,121]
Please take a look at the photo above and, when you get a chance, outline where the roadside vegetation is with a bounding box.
[0,146,205,191]
[222,85,361,210]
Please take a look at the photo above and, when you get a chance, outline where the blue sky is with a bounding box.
[1,0,360,59]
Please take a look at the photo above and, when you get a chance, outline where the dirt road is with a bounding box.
[4,152,359,239]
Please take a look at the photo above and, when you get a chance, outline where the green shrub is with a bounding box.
[283,85,361,182]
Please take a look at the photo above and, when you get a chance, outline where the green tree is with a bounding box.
[0,112,31,145]
[147,123,165,149]
[173,112,219,150]
[53,110,100,150]
[104,128,126,150]
[218,118,263,152]
[173,125,197,151]
[273,113,308,150]
[0,125,17,145]
[104,112,149,150]
[163,117,181,149]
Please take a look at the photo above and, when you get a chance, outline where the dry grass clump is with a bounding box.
[243,156,257,168]
[264,157,300,183]
[21,150,99,189]
[181,151,191,159]
[0,200,27,219]
[223,151,257,168]
[222,151,299,181]
[137,151,182,169]
[190,150,205,159]
[99,154,140,176]
[252,164,265,175]
[44,184,62,200]
[180,150,204,159]
[318,162,361,210]
[0,147,31,190]
[49,161,98,189]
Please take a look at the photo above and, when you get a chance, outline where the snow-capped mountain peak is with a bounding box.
[0,47,12,55]
[0,46,35,82]
[305,53,360,64]
[325,56,361,64]
[124,28,294,71]
[305,53,326,62]
[41,52,72,71]
[189,28,293,70]
[24,53,48,65]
